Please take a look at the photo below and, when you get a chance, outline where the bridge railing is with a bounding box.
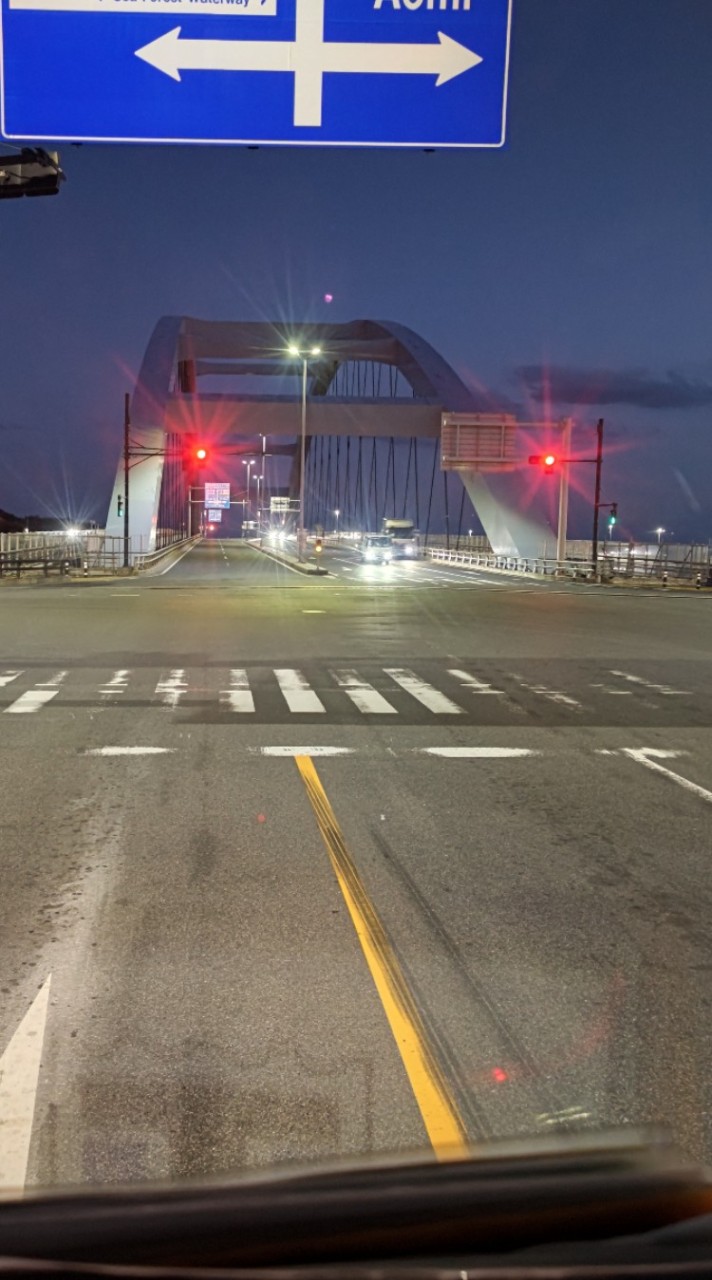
[427,547,595,578]
[0,532,81,577]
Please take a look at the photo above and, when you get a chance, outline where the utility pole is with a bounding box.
[591,418,604,575]
[123,392,130,568]
[555,417,573,564]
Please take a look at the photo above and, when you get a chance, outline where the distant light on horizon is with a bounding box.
[324,294,334,304]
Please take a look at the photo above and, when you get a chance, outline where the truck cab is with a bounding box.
[381,518,421,559]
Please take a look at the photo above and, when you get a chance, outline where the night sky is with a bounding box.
[1,0,711,542]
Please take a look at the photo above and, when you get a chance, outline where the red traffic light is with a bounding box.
[195,446,208,463]
[528,453,557,473]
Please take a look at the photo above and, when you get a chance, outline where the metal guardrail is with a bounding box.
[0,546,80,578]
[133,535,200,571]
[427,548,596,578]
[0,532,196,576]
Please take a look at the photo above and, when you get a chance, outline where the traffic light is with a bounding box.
[314,536,323,555]
[117,494,123,517]
[183,437,209,469]
[528,453,557,474]
[608,502,618,528]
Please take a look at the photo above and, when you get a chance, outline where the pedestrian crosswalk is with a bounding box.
[0,664,706,725]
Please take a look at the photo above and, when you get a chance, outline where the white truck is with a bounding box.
[381,518,421,559]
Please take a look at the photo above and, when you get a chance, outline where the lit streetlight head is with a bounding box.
[287,344,300,356]
[311,346,322,356]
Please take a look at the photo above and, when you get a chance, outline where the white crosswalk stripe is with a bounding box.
[220,669,255,714]
[99,669,131,696]
[4,671,66,714]
[0,671,23,688]
[449,669,504,696]
[274,668,325,714]
[384,667,463,715]
[155,669,188,707]
[510,674,583,710]
[331,669,398,715]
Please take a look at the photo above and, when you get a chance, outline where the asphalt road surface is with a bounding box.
[1,538,711,1192]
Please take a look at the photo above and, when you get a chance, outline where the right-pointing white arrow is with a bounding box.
[135,23,483,125]
[322,32,482,87]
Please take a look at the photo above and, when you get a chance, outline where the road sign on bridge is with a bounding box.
[205,482,230,510]
[0,0,512,146]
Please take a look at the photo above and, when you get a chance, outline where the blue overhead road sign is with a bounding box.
[0,0,512,146]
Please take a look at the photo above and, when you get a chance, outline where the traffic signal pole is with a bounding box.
[123,392,130,568]
[591,418,604,576]
[555,417,572,564]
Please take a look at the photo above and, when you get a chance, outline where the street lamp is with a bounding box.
[656,526,665,545]
[287,343,322,560]
[255,473,264,525]
[334,508,340,539]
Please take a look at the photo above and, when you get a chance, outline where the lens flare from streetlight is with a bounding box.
[311,346,322,356]
[288,344,300,356]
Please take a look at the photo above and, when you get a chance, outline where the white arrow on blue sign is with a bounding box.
[0,0,513,146]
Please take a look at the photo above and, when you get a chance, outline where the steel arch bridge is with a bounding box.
[106,317,549,558]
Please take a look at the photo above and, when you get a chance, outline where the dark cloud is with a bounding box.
[514,366,712,411]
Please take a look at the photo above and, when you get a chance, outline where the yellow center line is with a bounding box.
[295,754,468,1160]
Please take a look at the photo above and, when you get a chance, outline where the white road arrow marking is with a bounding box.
[135,0,482,128]
[0,976,52,1192]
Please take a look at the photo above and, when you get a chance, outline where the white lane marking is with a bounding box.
[597,748,685,758]
[302,610,325,614]
[220,669,255,714]
[155,669,187,707]
[384,668,463,715]
[449,669,504,696]
[274,669,326,714]
[510,674,582,710]
[256,547,305,576]
[331,669,398,715]
[99,669,131,696]
[37,671,67,688]
[420,747,539,758]
[0,975,52,1192]
[153,541,198,575]
[591,683,633,696]
[609,670,690,696]
[84,746,176,756]
[0,671,22,688]
[623,748,712,805]
[256,746,353,757]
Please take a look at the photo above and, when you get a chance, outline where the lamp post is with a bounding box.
[656,526,665,546]
[288,343,322,561]
[255,473,264,526]
[242,458,254,521]
[334,508,340,540]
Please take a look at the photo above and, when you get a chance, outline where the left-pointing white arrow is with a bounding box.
[135,27,294,82]
[135,24,482,126]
